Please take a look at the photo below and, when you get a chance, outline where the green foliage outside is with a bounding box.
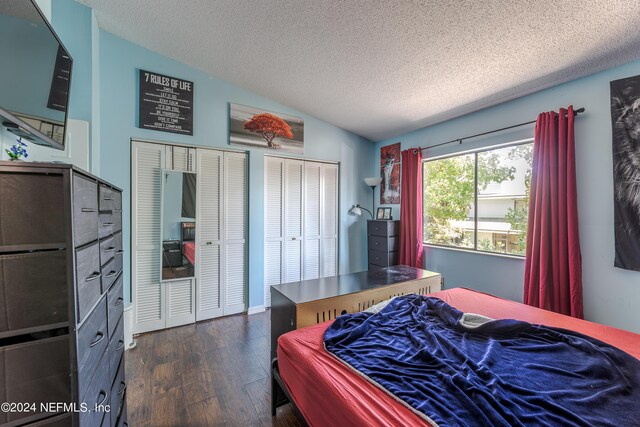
[423,144,533,255]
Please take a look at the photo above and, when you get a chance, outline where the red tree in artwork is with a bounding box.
[244,113,293,148]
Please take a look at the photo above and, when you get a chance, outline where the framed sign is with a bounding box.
[138,69,193,135]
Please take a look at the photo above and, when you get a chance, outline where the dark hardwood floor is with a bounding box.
[125,310,302,427]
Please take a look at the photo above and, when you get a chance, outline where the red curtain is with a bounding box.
[524,105,583,318]
[399,149,424,268]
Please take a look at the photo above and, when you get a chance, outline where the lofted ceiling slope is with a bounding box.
[81,0,640,141]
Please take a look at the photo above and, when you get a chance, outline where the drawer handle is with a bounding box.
[118,381,126,396]
[105,247,116,253]
[90,331,105,347]
[116,340,125,351]
[102,222,114,227]
[115,297,124,306]
[86,272,101,282]
[116,250,124,254]
[81,208,98,213]
[106,271,117,279]
[103,197,114,201]
[167,249,180,253]
[96,390,108,407]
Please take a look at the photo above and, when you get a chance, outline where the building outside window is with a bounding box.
[423,141,533,256]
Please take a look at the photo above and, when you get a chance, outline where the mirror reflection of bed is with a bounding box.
[161,170,196,281]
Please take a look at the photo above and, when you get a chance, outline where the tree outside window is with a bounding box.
[423,142,533,256]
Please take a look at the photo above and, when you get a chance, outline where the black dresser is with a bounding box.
[0,162,127,427]
[367,220,399,270]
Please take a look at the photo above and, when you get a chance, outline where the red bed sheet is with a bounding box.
[183,241,195,265]
[277,287,640,427]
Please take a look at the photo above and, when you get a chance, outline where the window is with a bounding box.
[423,141,533,256]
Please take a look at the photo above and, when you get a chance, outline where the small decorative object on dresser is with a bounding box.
[368,219,399,270]
[0,162,126,426]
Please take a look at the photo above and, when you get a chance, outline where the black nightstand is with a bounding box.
[367,220,400,270]
[162,240,182,267]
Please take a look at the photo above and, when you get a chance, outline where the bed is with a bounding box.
[275,287,640,426]
[181,222,196,266]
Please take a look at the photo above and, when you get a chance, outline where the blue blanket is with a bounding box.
[323,295,640,427]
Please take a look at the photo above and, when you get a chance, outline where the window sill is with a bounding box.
[423,243,526,261]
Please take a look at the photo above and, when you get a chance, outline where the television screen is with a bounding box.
[0,0,72,150]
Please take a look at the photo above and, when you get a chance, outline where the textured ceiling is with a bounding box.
[82,0,640,141]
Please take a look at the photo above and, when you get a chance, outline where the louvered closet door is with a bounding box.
[284,159,304,284]
[196,149,223,320]
[303,162,322,280]
[166,146,196,172]
[165,279,195,328]
[132,141,166,334]
[321,163,339,277]
[223,152,247,315]
[264,157,284,307]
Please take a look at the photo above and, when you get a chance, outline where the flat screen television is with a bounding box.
[0,0,73,151]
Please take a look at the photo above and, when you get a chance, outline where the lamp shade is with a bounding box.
[348,205,362,216]
[364,177,382,187]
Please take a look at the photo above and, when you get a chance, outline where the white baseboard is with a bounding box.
[247,305,266,315]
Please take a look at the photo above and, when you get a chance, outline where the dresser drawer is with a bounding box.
[113,190,122,212]
[367,220,399,237]
[99,185,115,211]
[79,350,111,427]
[117,397,128,427]
[29,412,72,426]
[110,357,126,426]
[77,296,108,399]
[108,315,125,377]
[100,236,115,267]
[113,210,123,233]
[0,251,67,335]
[0,172,65,247]
[101,258,118,293]
[73,174,99,247]
[368,235,397,252]
[107,275,124,339]
[368,250,398,268]
[76,242,102,323]
[0,335,70,425]
[114,232,124,275]
[98,213,114,239]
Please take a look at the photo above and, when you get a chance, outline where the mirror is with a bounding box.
[161,170,197,281]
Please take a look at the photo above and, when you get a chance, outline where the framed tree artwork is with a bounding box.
[380,142,401,204]
[229,103,304,154]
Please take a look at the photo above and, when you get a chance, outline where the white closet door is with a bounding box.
[196,149,223,320]
[132,141,166,334]
[165,279,196,328]
[284,159,304,283]
[264,157,284,307]
[321,163,339,277]
[167,146,196,172]
[303,162,322,280]
[223,152,247,315]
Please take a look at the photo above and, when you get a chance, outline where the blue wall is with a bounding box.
[97,31,374,307]
[25,0,374,310]
[375,60,640,333]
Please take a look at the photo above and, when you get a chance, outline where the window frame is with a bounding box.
[421,138,533,258]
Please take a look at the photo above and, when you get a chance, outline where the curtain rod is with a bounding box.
[416,107,585,153]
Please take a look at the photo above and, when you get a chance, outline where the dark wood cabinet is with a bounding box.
[0,162,127,427]
[367,220,400,270]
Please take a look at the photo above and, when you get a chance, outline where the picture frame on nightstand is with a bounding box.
[376,207,392,220]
